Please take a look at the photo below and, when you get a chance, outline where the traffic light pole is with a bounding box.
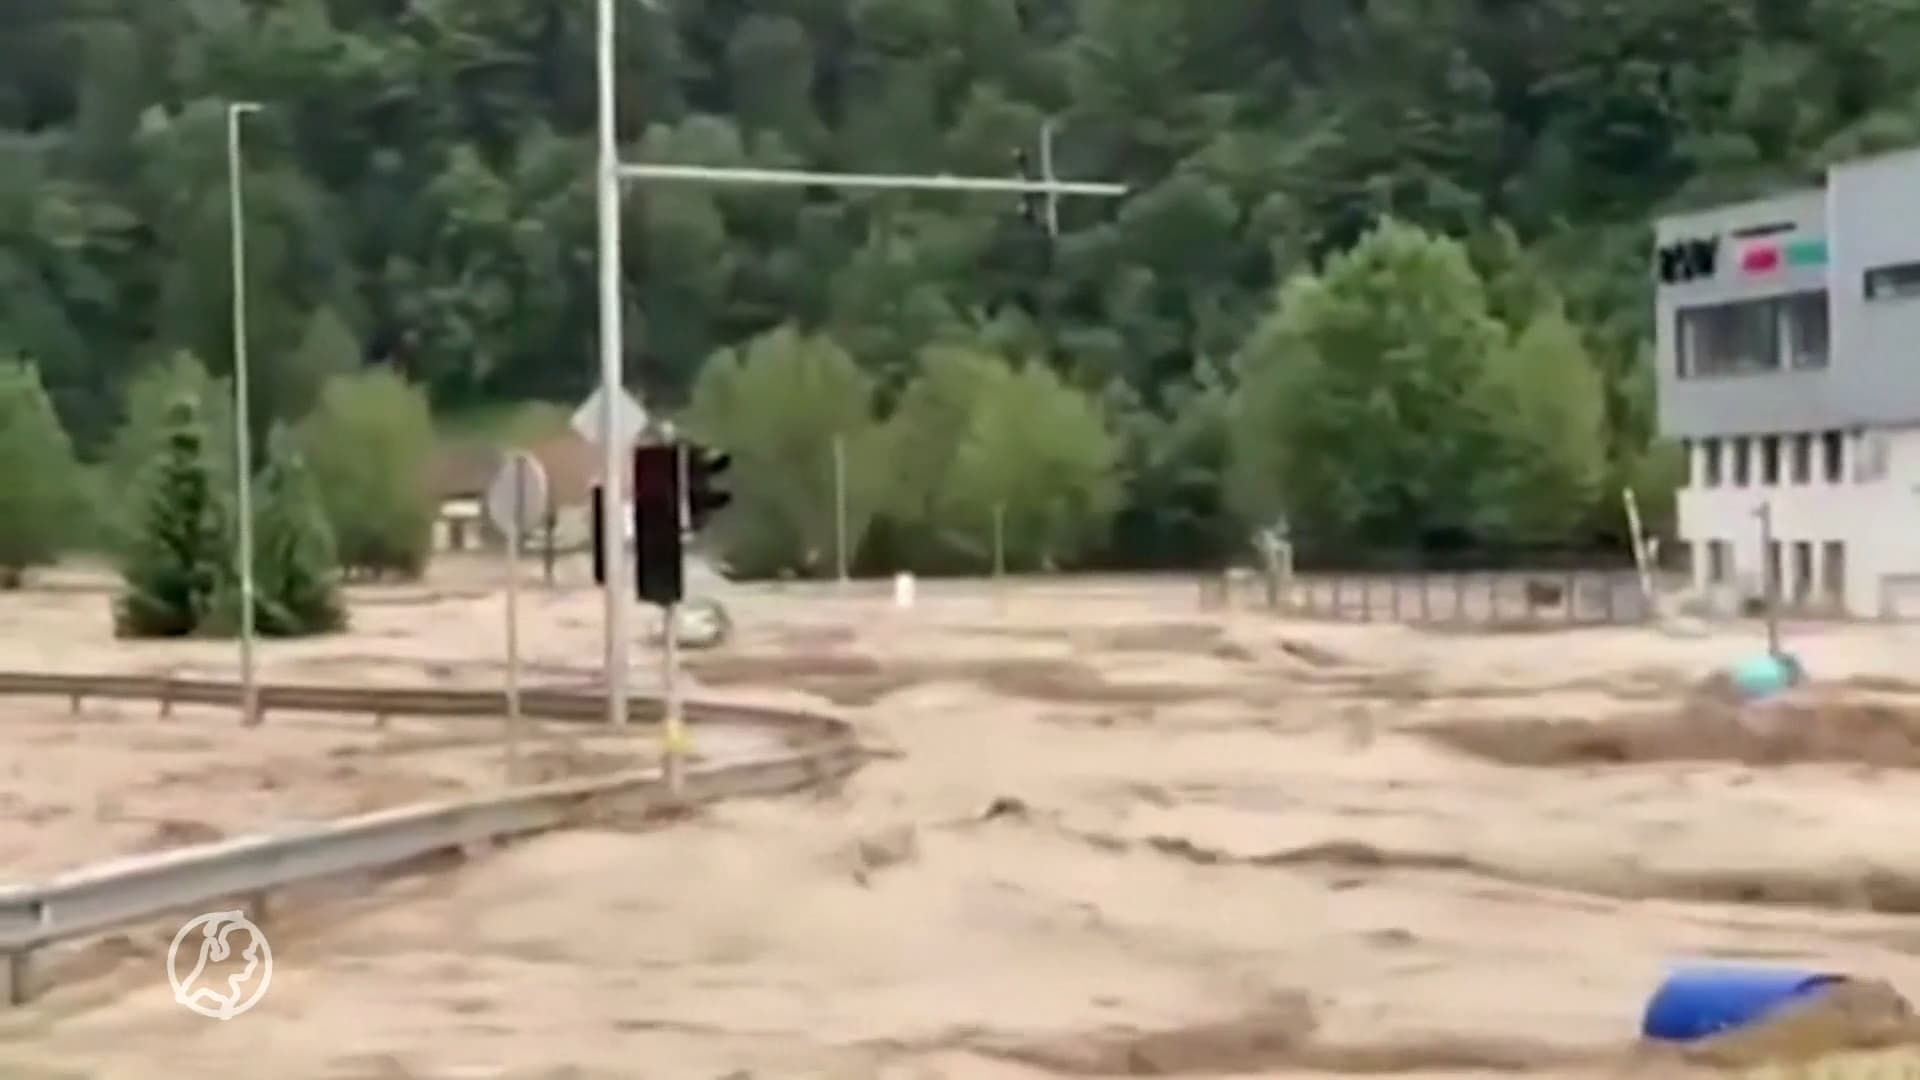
[833,434,848,585]
[663,437,689,795]
[1040,121,1061,238]
[616,162,1126,200]
[598,119,1123,775]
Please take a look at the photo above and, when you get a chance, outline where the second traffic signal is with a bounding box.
[686,444,732,531]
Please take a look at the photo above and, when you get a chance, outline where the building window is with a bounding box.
[1780,293,1828,369]
[1760,435,1781,485]
[1732,437,1752,486]
[1676,291,1829,377]
[1866,261,1920,301]
[1821,541,1846,609]
[1678,301,1775,377]
[1707,540,1731,586]
[1822,430,1845,482]
[1790,434,1812,484]
[1791,541,1813,607]
[1855,429,1888,482]
[1703,438,1723,486]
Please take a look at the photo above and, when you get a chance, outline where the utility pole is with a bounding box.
[227,101,262,728]
[594,0,629,729]
[1755,501,1780,658]
[833,434,848,585]
[665,427,685,793]
[1039,121,1060,239]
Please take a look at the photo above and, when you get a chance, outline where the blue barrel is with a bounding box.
[1727,652,1804,701]
[1641,965,1847,1042]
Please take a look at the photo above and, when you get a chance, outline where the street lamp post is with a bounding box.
[227,101,263,728]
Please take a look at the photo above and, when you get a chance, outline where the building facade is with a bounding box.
[1655,146,1920,619]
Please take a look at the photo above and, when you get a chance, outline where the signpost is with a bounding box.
[486,452,549,783]
[832,434,848,585]
[570,385,648,451]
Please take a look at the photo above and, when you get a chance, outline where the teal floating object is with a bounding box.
[1727,652,1804,701]
[1642,965,1847,1042]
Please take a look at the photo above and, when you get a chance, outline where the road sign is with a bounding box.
[570,386,647,448]
[486,450,546,787]
[484,452,549,536]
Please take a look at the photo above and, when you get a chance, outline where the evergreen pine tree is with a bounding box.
[252,423,347,636]
[114,394,234,637]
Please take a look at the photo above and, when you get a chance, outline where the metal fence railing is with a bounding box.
[1220,567,1679,628]
[0,672,862,1005]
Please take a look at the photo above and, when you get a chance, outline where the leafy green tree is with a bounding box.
[277,306,361,425]
[727,15,824,150]
[1473,305,1610,542]
[882,344,1009,568]
[251,423,347,636]
[115,393,233,638]
[16,0,1920,569]
[1615,439,1687,542]
[685,326,889,578]
[104,352,235,549]
[0,357,84,587]
[940,359,1123,571]
[1104,364,1236,568]
[1231,220,1506,555]
[299,369,436,579]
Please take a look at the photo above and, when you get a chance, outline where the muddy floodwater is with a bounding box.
[3,563,1920,1077]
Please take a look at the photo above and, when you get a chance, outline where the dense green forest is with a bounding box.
[6,0,1920,573]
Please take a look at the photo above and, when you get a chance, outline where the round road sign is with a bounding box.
[484,452,549,536]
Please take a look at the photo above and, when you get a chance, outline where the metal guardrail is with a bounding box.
[0,671,864,1004]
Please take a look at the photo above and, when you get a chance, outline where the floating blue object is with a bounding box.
[1641,965,1847,1042]
[1727,652,1805,701]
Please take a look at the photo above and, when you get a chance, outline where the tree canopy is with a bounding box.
[0,357,83,587]
[9,0,1899,566]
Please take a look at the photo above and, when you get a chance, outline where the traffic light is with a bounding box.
[686,444,733,533]
[1012,147,1042,228]
[631,443,683,607]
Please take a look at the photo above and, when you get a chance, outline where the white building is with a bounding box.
[1655,147,1920,619]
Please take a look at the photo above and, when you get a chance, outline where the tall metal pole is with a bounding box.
[227,102,262,728]
[992,502,1007,615]
[833,434,848,584]
[1756,501,1780,657]
[663,436,686,795]
[992,504,1006,579]
[504,491,523,784]
[595,0,629,729]
[1039,121,1060,238]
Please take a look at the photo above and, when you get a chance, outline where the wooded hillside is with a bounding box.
[5,0,1917,570]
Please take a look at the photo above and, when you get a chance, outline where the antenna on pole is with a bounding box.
[1039,121,1060,239]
